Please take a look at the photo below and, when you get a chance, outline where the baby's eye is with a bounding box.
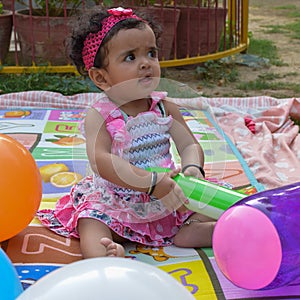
[148,49,158,59]
[125,54,135,61]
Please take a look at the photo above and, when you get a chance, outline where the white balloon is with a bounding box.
[17,257,195,300]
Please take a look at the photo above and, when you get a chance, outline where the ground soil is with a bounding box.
[164,0,300,98]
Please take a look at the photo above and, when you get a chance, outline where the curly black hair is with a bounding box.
[66,6,162,76]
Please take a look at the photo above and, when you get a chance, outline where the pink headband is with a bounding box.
[82,7,143,71]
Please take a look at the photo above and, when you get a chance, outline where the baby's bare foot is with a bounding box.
[100,237,125,257]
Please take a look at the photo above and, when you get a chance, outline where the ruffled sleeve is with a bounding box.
[106,118,131,156]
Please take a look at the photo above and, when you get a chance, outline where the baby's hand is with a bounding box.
[182,165,205,179]
[153,168,188,213]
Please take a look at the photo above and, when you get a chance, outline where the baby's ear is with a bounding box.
[88,68,111,91]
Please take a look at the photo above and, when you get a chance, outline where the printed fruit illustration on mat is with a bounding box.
[4,110,31,118]
[46,135,85,146]
[39,163,82,188]
[50,172,83,188]
[39,163,69,182]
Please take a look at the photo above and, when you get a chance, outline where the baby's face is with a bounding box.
[101,24,161,103]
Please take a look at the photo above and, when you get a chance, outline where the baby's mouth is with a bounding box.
[139,76,153,84]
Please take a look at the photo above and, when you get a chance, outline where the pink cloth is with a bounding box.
[206,97,300,189]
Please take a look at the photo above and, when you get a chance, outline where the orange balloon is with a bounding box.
[0,134,42,242]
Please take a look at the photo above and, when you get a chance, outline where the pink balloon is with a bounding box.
[213,205,282,290]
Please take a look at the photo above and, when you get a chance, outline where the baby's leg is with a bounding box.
[173,213,216,248]
[78,218,125,258]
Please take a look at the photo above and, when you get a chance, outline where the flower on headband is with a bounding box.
[107,7,133,17]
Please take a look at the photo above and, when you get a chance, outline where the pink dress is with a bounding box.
[37,92,193,246]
